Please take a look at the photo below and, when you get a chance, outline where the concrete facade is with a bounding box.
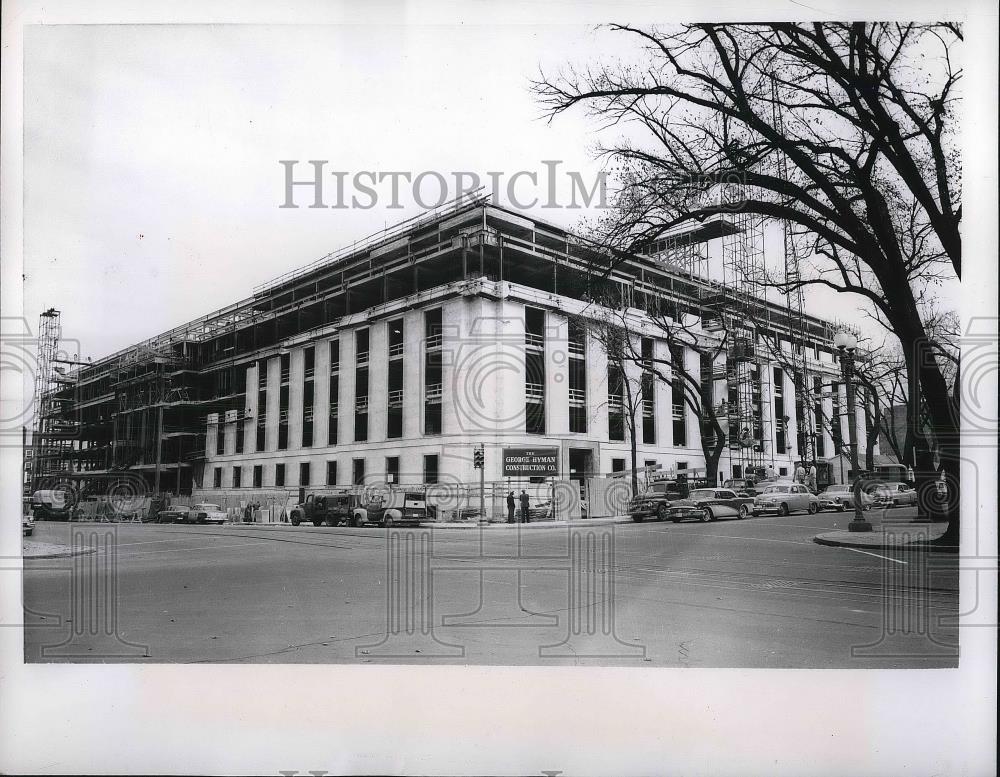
[195,278,872,501]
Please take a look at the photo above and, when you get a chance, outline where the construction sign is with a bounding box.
[502,447,559,477]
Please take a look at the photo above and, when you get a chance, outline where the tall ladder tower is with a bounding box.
[29,308,62,492]
[720,188,769,480]
[771,84,815,469]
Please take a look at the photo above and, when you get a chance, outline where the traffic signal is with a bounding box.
[473,445,484,469]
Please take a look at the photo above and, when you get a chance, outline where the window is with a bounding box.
[387,359,403,439]
[424,403,442,435]
[216,422,225,455]
[253,465,263,488]
[388,319,404,359]
[355,365,369,442]
[299,462,310,487]
[423,455,438,484]
[525,306,545,349]
[256,387,267,452]
[352,458,365,486]
[235,419,244,454]
[569,358,587,433]
[213,467,222,488]
[326,460,337,486]
[330,338,340,374]
[525,349,546,435]
[329,374,339,446]
[356,327,370,365]
[303,380,314,447]
[424,348,443,434]
[278,385,289,450]
[779,467,788,477]
[304,346,315,380]
[275,463,285,487]
[232,466,242,488]
[608,365,625,442]
[280,353,290,384]
[424,308,443,349]
[611,458,626,475]
[386,456,400,484]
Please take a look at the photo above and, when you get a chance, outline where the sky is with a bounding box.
[23,22,957,361]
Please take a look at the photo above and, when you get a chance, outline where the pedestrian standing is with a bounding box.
[519,490,530,523]
[506,491,515,523]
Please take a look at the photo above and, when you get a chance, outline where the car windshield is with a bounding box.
[825,485,849,492]
[195,504,219,510]
[689,490,715,499]
[763,486,790,494]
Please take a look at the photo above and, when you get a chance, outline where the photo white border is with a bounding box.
[1,1,995,775]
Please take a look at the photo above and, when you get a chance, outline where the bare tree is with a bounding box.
[534,22,962,540]
[580,292,731,484]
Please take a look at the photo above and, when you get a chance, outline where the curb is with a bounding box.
[813,531,957,553]
[419,516,633,529]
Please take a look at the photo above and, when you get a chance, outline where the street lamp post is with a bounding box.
[834,331,873,533]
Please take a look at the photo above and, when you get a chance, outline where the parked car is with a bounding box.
[665,488,756,523]
[818,484,873,511]
[867,482,919,507]
[722,478,762,496]
[752,484,821,516]
[628,481,700,522]
[157,504,191,523]
[22,500,35,536]
[186,503,228,524]
[30,489,73,521]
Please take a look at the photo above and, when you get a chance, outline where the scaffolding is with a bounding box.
[28,308,66,491]
[718,189,770,479]
[772,87,816,469]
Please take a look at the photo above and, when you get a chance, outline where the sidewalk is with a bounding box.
[814,514,955,552]
[419,515,634,529]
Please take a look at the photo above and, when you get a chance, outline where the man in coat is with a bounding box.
[519,490,530,523]
[506,491,516,523]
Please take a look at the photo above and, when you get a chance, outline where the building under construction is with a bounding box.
[28,196,873,504]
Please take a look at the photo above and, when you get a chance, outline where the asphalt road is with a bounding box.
[22,510,959,666]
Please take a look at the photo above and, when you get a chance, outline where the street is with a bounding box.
[23,511,959,667]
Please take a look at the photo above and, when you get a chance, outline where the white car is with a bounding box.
[753,484,821,516]
[186,503,228,524]
[868,482,919,507]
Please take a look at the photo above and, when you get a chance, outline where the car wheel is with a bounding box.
[631,515,645,522]
[671,517,683,523]
[313,519,324,527]
[290,514,301,526]
[349,515,358,527]
[738,504,750,519]
[808,502,819,514]
[700,508,713,522]
[656,504,668,521]
[384,515,394,528]
[779,503,790,516]
[198,515,206,525]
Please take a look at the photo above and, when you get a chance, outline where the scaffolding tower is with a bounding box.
[718,190,770,479]
[772,87,815,469]
[29,308,64,491]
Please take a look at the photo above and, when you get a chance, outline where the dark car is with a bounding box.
[666,488,756,523]
[157,504,191,523]
[628,479,707,522]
